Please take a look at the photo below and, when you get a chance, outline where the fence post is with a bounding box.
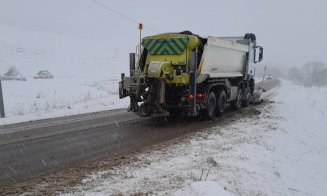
[0,76,5,118]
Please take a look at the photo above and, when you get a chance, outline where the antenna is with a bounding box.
[139,23,143,59]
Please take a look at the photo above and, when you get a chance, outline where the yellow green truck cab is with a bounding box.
[141,33,201,85]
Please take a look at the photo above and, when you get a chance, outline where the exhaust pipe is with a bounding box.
[129,53,135,76]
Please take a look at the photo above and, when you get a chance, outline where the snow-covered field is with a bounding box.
[60,80,327,196]
[0,78,129,125]
[1,1,135,125]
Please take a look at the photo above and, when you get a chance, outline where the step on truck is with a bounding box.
[119,31,263,119]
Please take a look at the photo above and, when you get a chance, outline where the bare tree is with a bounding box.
[316,67,327,86]
[288,67,302,82]
[301,61,326,86]
[288,62,327,86]
[269,66,283,78]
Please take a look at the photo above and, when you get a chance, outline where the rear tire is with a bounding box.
[231,89,242,110]
[203,92,216,120]
[216,90,226,116]
[242,88,251,107]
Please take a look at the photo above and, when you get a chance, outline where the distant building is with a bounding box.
[34,70,54,79]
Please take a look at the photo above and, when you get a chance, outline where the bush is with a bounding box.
[1,66,26,81]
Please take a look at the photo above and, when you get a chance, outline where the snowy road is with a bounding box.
[0,80,279,193]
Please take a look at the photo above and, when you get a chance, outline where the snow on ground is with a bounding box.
[60,80,327,196]
[0,77,129,125]
[0,8,134,125]
[175,181,234,196]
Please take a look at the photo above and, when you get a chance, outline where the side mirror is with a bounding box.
[259,47,263,62]
[254,46,263,63]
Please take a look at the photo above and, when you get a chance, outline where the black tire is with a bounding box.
[216,90,226,116]
[203,92,216,120]
[231,89,242,110]
[242,88,251,107]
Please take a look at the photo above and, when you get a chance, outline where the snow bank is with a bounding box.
[266,80,327,195]
[0,78,129,125]
[59,80,327,196]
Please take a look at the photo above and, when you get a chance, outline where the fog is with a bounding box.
[1,0,326,75]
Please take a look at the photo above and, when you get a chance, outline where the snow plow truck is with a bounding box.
[119,31,263,119]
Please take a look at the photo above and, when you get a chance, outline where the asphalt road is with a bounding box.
[0,79,280,186]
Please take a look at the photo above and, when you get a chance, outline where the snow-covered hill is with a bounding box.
[0,0,150,77]
[0,24,129,78]
[0,0,141,124]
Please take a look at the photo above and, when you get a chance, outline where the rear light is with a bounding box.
[188,93,205,100]
[196,93,205,98]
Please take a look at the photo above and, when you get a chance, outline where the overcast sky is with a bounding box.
[130,0,327,68]
[1,0,326,71]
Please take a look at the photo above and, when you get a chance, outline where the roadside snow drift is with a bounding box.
[0,78,129,125]
[59,80,327,196]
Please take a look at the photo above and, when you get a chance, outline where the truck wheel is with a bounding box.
[242,88,251,107]
[203,92,216,120]
[231,89,242,110]
[216,90,226,116]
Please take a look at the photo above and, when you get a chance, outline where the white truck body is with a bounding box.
[200,36,250,78]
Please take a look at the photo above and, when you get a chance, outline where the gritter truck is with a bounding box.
[119,31,263,119]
